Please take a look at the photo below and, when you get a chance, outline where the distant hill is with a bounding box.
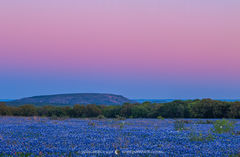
[7,93,134,106]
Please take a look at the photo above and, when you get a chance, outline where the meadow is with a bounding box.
[0,117,239,156]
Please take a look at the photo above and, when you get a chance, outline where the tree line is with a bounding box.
[0,99,239,118]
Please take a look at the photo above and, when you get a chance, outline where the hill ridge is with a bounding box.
[8,93,134,106]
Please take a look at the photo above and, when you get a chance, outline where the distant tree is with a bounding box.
[63,106,72,117]
[120,103,136,118]
[190,99,231,118]
[141,102,157,118]
[0,99,238,119]
[0,102,11,115]
[85,104,101,117]
[228,102,240,118]
[148,103,163,118]
[18,104,36,116]
[37,106,51,117]
[212,101,230,118]
[53,107,67,117]
[160,100,186,118]
[132,105,148,118]
[191,99,214,118]
[10,106,20,116]
[72,104,85,117]
[40,106,56,117]
[102,106,121,118]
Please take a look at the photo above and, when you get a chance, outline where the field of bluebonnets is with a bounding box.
[0,117,240,156]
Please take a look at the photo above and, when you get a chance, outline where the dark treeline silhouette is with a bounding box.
[0,99,240,118]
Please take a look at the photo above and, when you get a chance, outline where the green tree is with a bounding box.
[212,101,230,118]
[85,104,101,117]
[160,100,185,118]
[132,105,149,118]
[228,102,240,118]
[191,99,214,118]
[18,104,36,116]
[0,103,12,115]
[120,103,136,118]
[72,104,85,117]
[102,106,121,118]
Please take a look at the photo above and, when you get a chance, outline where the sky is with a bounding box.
[0,0,240,99]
